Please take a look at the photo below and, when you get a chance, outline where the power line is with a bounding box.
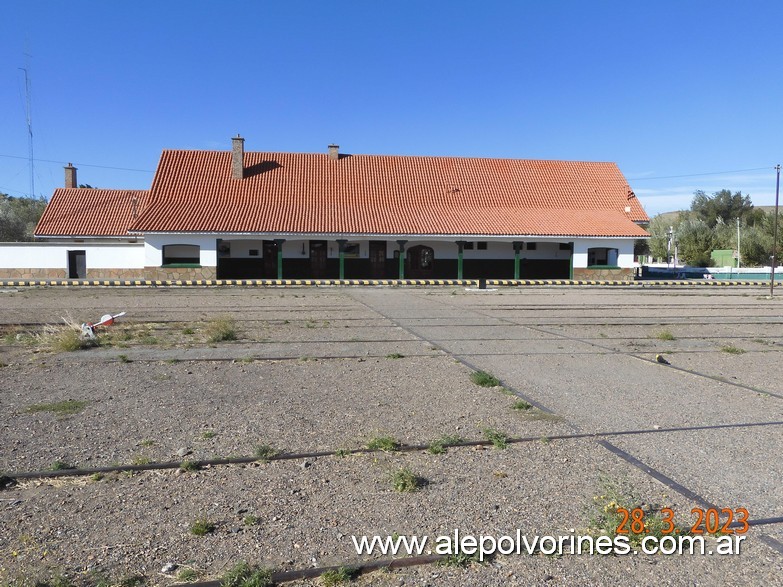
[629,166,773,181]
[0,152,774,181]
[0,184,33,197]
[0,153,153,173]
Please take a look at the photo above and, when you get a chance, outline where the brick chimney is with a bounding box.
[327,144,339,161]
[231,135,245,179]
[64,163,77,188]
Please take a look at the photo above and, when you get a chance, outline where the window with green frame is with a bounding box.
[587,247,619,267]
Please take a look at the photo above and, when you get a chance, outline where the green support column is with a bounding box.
[513,241,523,279]
[274,239,286,279]
[396,240,407,279]
[336,239,347,280]
[456,241,465,280]
[568,241,574,280]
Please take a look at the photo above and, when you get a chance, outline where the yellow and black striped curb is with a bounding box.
[488,279,772,286]
[0,278,775,287]
[1,278,473,287]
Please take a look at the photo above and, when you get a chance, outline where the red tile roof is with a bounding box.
[130,150,648,238]
[35,189,148,237]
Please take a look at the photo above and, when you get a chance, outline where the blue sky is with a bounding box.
[2,1,781,217]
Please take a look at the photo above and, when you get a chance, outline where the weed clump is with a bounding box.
[721,345,746,354]
[439,552,482,567]
[190,518,216,536]
[389,467,424,493]
[253,444,278,462]
[180,460,200,472]
[470,370,500,387]
[177,568,199,582]
[320,566,358,586]
[588,476,682,546]
[427,433,464,454]
[482,427,509,449]
[27,399,88,416]
[220,561,273,587]
[206,316,238,343]
[50,327,98,352]
[367,435,400,452]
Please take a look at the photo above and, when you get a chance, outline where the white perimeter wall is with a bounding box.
[0,242,145,269]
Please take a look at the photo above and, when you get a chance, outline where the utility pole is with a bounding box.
[771,165,780,296]
[19,57,34,198]
[737,217,741,269]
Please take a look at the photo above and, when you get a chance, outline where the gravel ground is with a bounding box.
[0,355,568,473]
[1,285,782,586]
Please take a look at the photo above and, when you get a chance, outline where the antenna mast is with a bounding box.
[19,55,34,198]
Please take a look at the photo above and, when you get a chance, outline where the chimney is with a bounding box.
[327,144,339,161]
[64,163,78,188]
[231,135,245,179]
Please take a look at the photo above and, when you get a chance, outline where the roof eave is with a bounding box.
[131,230,646,239]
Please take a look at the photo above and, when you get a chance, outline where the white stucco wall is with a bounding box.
[144,235,217,267]
[572,239,636,268]
[225,239,264,258]
[0,242,145,269]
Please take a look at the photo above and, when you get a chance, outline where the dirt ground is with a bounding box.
[1,285,782,586]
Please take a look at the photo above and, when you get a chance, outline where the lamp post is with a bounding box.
[771,165,781,296]
[736,217,741,269]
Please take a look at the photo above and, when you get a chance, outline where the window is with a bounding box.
[587,247,619,267]
[526,242,537,251]
[162,244,200,266]
[343,242,361,258]
[477,242,488,250]
[463,242,474,250]
[249,249,259,257]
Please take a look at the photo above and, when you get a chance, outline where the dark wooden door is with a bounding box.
[407,245,435,278]
[309,241,327,278]
[263,241,278,277]
[68,250,86,279]
[369,241,387,278]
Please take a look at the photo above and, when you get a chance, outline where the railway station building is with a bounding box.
[3,137,649,281]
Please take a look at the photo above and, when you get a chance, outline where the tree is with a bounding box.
[690,189,753,228]
[739,223,771,267]
[677,217,714,267]
[763,210,783,264]
[0,193,48,241]
[647,214,681,261]
[634,239,649,258]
